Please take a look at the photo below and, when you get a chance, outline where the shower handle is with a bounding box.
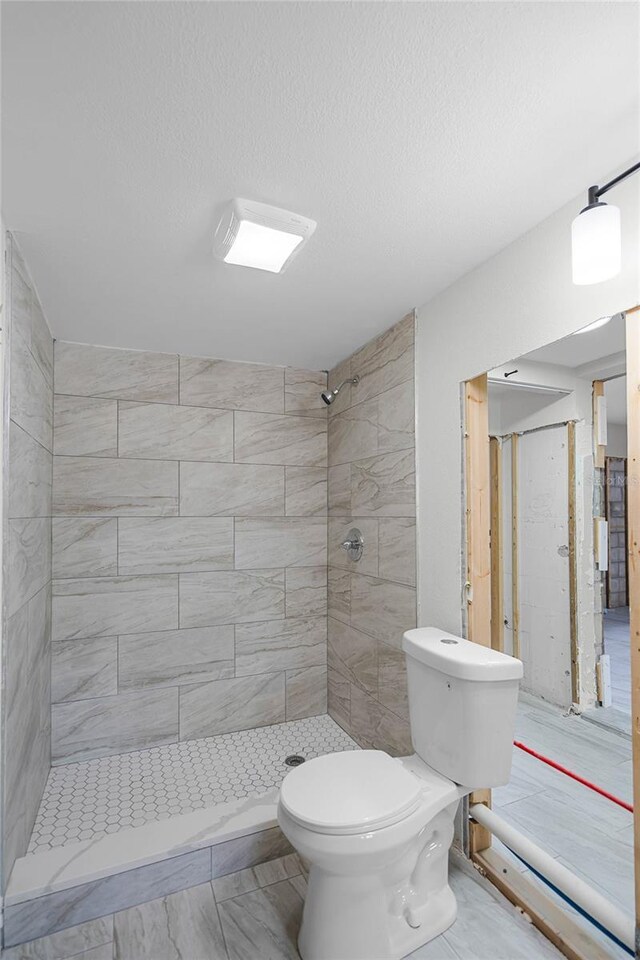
[340,528,364,562]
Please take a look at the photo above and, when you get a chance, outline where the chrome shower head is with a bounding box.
[321,375,359,405]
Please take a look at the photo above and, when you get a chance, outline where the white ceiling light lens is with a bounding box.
[214,199,316,274]
[571,203,621,285]
[571,315,612,335]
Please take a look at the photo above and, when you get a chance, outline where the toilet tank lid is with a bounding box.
[402,628,523,682]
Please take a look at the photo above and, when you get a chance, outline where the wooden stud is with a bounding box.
[490,436,504,652]
[464,374,492,853]
[625,308,640,951]
[567,420,579,704]
[511,434,520,660]
[593,381,606,470]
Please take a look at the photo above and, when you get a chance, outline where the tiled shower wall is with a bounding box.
[51,343,328,764]
[326,313,416,755]
[3,235,54,883]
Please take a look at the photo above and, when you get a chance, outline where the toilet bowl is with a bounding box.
[277,627,523,960]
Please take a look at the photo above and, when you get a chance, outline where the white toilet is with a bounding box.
[277,627,523,960]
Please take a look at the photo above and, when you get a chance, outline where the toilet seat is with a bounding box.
[280,750,425,835]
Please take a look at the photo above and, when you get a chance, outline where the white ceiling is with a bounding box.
[3,2,639,369]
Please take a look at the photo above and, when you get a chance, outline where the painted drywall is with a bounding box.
[51,342,328,764]
[606,423,628,459]
[2,234,53,887]
[416,170,639,706]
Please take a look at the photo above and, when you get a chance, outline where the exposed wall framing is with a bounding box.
[490,436,504,652]
[567,420,579,704]
[511,434,520,660]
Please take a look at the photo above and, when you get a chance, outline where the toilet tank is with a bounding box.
[402,627,523,789]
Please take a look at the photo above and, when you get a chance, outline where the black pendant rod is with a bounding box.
[587,160,640,207]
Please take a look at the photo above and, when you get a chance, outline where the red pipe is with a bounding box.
[513,740,633,813]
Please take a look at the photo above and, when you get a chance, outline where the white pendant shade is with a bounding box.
[571,202,621,285]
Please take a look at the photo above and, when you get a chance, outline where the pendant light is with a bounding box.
[572,161,639,285]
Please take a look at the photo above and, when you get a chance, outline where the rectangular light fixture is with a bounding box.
[214,199,316,273]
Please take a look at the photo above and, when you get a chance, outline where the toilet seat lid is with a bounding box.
[279,750,423,834]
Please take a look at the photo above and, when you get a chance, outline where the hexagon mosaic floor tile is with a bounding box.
[28,715,358,854]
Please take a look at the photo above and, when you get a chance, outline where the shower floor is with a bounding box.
[28,715,357,855]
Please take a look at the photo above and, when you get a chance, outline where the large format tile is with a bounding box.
[284,368,328,419]
[235,412,326,467]
[350,311,414,404]
[285,466,327,516]
[350,449,415,517]
[52,688,179,763]
[52,518,118,579]
[180,356,284,412]
[52,638,118,703]
[210,827,293,880]
[52,575,178,641]
[350,685,412,755]
[327,463,351,515]
[180,461,284,517]
[327,567,351,624]
[377,641,409,721]
[53,457,179,516]
[235,616,327,676]
[113,883,227,960]
[328,516,378,577]
[7,517,51,616]
[377,379,414,454]
[118,401,233,461]
[285,567,327,618]
[53,396,118,458]
[8,420,52,519]
[235,518,326,569]
[179,673,285,738]
[328,617,377,694]
[328,666,351,729]
[328,399,378,466]
[1,916,113,960]
[10,241,53,385]
[350,572,416,646]
[11,331,53,451]
[54,342,179,403]
[286,665,327,720]
[217,878,303,960]
[179,570,285,627]
[118,517,233,574]
[378,517,417,586]
[118,625,235,689]
[3,850,210,947]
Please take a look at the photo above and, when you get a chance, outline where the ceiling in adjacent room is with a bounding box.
[2,2,638,369]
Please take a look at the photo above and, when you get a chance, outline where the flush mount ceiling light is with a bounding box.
[572,161,639,285]
[213,199,316,274]
[571,316,612,335]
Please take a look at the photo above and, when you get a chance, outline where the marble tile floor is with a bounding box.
[28,716,357,854]
[494,693,633,959]
[2,850,564,960]
[603,606,631,716]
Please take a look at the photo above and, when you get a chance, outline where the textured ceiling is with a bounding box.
[2,2,639,369]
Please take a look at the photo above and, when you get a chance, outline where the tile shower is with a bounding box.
[2,234,417,945]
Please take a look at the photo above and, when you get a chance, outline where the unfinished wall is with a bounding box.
[416,170,638,707]
[327,313,416,756]
[2,234,53,885]
[51,342,328,763]
[606,457,628,608]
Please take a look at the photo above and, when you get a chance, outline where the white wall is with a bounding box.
[606,423,628,459]
[415,170,639,705]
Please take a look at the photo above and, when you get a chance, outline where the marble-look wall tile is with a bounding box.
[179,569,285,627]
[328,617,377,694]
[327,463,351,515]
[350,573,416,647]
[11,331,53,451]
[118,401,233,462]
[235,616,326,676]
[350,449,415,517]
[119,626,235,689]
[118,517,234,574]
[52,638,118,703]
[54,396,118,458]
[3,850,210,947]
[1,916,113,960]
[3,603,31,884]
[378,517,416,586]
[10,246,54,385]
[326,357,353,417]
[377,641,409,721]
[328,666,350,730]
[53,518,118,579]
[327,568,350,624]
[286,665,327,720]
[328,399,377,467]
[285,567,327,618]
[328,517,378,577]
[54,342,179,403]
[350,312,414,404]
[179,673,285,739]
[29,299,55,387]
[9,421,52,519]
[235,518,326,569]
[179,461,284,517]
[52,575,178,641]
[285,466,327,516]
[180,357,284,412]
[53,456,179,516]
[284,368,327,419]
[52,688,179,763]
[377,379,414,454]
[210,826,293,879]
[7,517,51,616]
[235,412,327,467]
[350,684,412,756]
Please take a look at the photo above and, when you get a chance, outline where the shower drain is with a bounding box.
[284,755,306,767]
